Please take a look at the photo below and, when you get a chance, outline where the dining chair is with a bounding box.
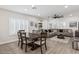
[72,30,79,50]
[34,32,47,54]
[17,30,25,46]
[20,32,32,52]
[17,31,21,46]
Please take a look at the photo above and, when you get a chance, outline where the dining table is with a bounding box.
[26,32,41,50]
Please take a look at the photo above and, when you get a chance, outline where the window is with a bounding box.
[9,17,28,35]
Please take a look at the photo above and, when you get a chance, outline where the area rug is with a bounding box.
[50,36,70,43]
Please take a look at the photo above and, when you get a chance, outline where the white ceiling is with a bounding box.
[0,5,79,18]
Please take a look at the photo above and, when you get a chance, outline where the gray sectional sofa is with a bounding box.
[46,29,73,38]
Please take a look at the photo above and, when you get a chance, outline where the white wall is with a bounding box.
[42,16,79,30]
[42,10,79,30]
[1,8,79,45]
[0,9,40,45]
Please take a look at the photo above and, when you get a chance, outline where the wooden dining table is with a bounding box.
[27,33,41,50]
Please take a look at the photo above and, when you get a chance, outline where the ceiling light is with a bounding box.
[24,9,27,11]
[38,14,40,16]
[64,5,68,8]
[69,14,72,16]
[32,5,35,7]
[63,22,66,26]
[32,5,37,9]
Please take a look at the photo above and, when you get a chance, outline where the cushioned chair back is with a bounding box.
[20,32,26,40]
[17,31,21,39]
[41,32,47,38]
[75,31,79,37]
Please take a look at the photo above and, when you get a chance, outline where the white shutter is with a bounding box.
[9,16,28,35]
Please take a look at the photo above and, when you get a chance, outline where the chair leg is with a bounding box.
[25,44,27,52]
[72,42,74,49]
[45,43,47,50]
[25,40,27,52]
[40,45,43,54]
[40,38,43,54]
[76,42,78,50]
[18,42,19,46]
[45,38,47,50]
[21,41,23,49]
[18,40,20,46]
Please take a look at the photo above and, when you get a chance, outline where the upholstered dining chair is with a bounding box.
[72,30,79,50]
[17,30,25,46]
[34,32,47,54]
[20,32,31,52]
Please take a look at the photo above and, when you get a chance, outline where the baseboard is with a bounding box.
[0,39,17,45]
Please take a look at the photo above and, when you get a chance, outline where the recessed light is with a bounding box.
[24,9,27,11]
[32,5,35,7]
[32,5,37,9]
[64,5,68,8]
[63,22,66,26]
[38,14,40,16]
[69,14,72,16]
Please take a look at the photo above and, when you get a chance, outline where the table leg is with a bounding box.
[72,42,74,49]
[76,42,78,50]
